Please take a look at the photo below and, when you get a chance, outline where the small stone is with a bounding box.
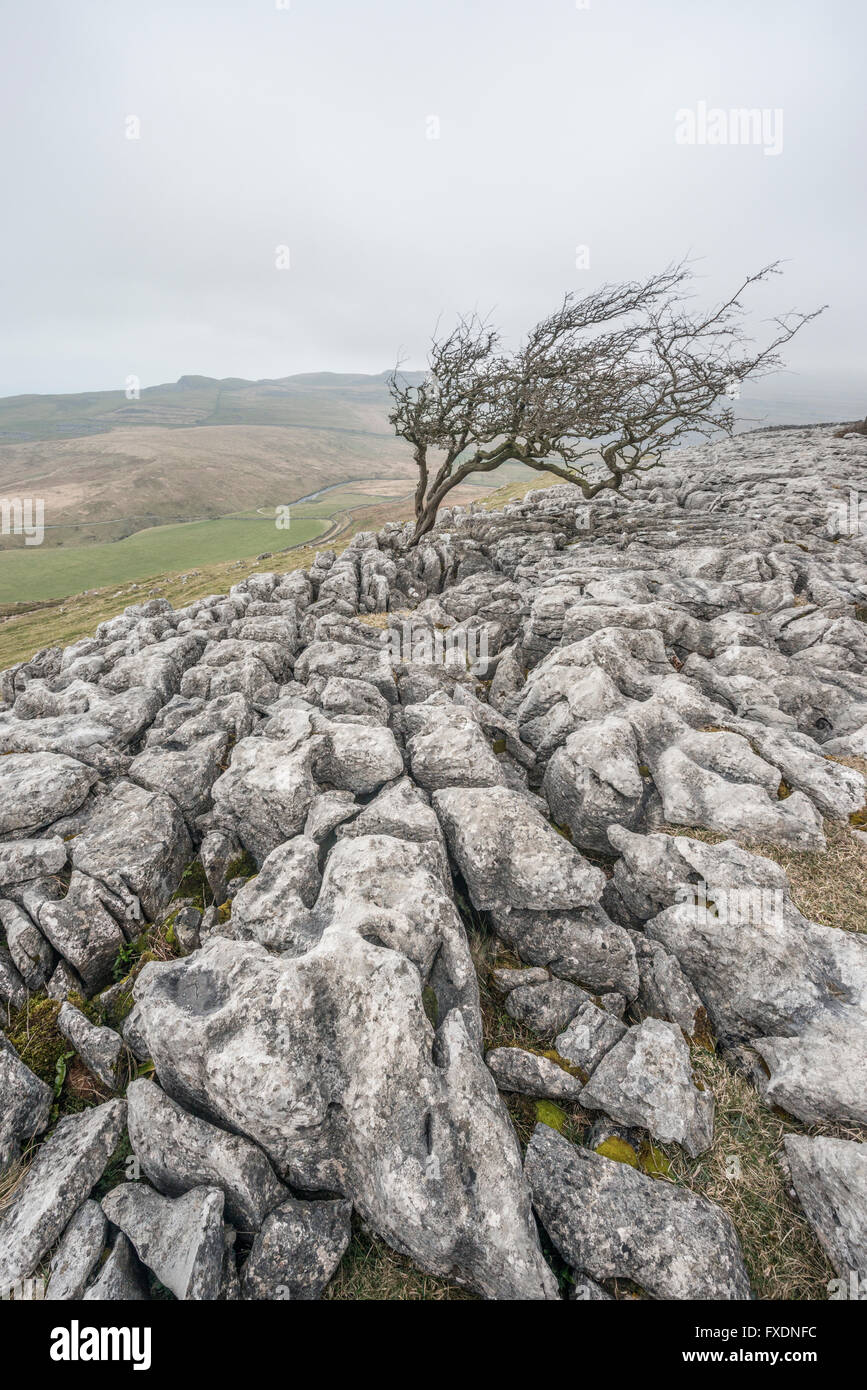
[101,1183,226,1301]
[485,1047,584,1102]
[555,1001,628,1074]
[241,1196,352,1300]
[57,1002,123,1090]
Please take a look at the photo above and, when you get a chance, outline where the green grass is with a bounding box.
[0,511,330,602]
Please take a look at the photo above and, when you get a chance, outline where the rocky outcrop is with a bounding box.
[1,426,865,1301]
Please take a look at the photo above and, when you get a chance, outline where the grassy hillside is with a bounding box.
[0,360,560,661]
[0,482,427,604]
[0,471,532,670]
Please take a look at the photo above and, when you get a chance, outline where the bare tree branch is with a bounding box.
[388,263,825,543]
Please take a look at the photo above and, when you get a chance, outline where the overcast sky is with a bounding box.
[1,0,864,400]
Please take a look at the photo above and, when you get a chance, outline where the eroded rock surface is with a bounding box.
[1,426,865,1301]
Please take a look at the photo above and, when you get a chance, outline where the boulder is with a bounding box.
[525,1124,751,1300]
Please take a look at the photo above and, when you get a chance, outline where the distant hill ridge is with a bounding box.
[0,370,426,444]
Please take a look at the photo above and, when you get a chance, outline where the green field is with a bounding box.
[0,511,330,603]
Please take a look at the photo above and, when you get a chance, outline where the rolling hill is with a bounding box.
[0,371,431,603]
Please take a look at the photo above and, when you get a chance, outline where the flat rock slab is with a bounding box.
[0,1035,52,1176]
[433,785,605,912]
[211,735,320,863]
[0,1098,126,1291]
[126,1078,287,1232]
[0,752,97,836]
[70,780,192,923]
[0,836,67,889]
[784,1134,867,1279]
[45,1199,107,1300]
[101,1183,226,1301]
[485,1047,584,1102]
[241,1196,352,1300]
[579,1017,714,1157]
[525,1123,751,1300]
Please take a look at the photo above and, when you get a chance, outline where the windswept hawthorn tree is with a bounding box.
[388,263,823,544]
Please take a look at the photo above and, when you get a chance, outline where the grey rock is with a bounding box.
[230,836,321,954]
[544,716,649,852]
[784,1134,867,1279]
[555,1001,628,1076]
[433,785,606,912]
[45,1199,107,1300]
[57,1002,123,1089]
[406,697,505,792]
[0,1034,52,1175]
[303,790,359,843]
[46,958,85,1001]
[82,1233,150,1300]
[315,831,480,1035]
[101,1183,226,1301]
[485,1046,584,1101]
[211,733,320,863]
[0,946,27,1010]
[504,977,591,1035]
[173,904,203,954]
[646,890,867,1125]
[0,836,67,889]
[312,717,404,795]
[0,1098,126,1289]
[128,731,229,824]
[492,902,640,1000]
[598,991,627,1020]
[579,1017,715,1157]
[0,898,55,990]
[630,930,710,1038]
[70,780,192,923]
[200,827,242,903]
[241,1196,352,1300]
[126,1079,286,1232]
[754,1015,867,1127]
[0,752,97,835]
[525,1123,751,1300]
[336,774,446,853]
[38,872,126,994]
[134,936,557,1300]
[491,966,550,993]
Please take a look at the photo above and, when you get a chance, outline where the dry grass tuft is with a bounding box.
[662,815,867,934]
[0,1150,31,1213]
[354,607,412,630]
[324,1224,475,1301]
[661,1047,866,1300]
